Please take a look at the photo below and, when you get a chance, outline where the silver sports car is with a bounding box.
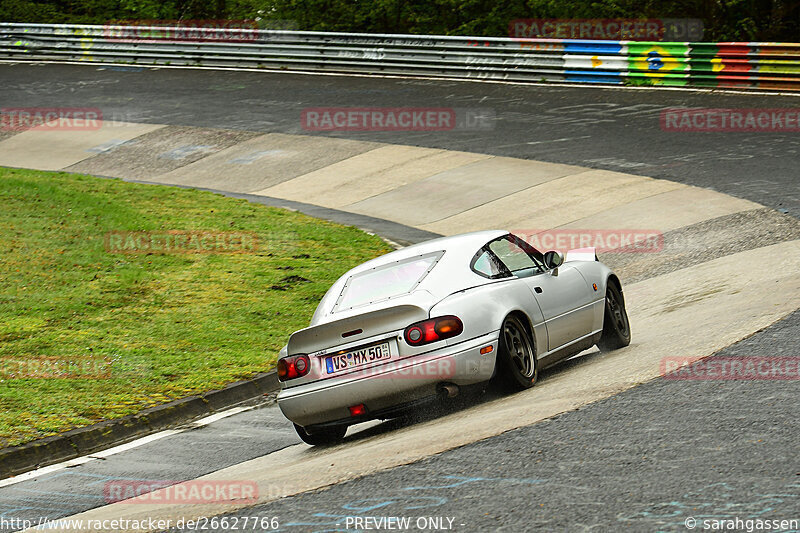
[277,230,631,445]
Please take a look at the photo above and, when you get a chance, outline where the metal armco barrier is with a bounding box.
[1,23,799,92]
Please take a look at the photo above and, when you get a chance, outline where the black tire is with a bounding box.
[293,423,347,446]
[598,282,631,351]
[495,315,538,390]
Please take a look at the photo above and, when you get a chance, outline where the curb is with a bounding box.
[0,371,279,480]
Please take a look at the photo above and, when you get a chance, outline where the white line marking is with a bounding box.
[0,405,257,488]
[186,405,256,427]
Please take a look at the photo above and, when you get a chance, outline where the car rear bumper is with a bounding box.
[278,331,499,428]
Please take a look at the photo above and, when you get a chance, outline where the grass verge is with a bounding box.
[0,167,393,447]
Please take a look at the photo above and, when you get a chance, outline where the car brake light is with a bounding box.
[404,316,463,346]
[277,354,311,382]
[349,404,367,417]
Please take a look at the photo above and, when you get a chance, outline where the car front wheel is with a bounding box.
[598,282,631,351]
[496,315,538,390]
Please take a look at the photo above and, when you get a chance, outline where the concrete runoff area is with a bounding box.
[21,239,800,532]
[0,121,165,171]
[64,126,259,180]
[106,131,772,259]
[253,145,491,209]
[0,131,20,143]
[345,157,585,227]
[556,186,762,232]
[156,134,381,193]
[420,170,683,235]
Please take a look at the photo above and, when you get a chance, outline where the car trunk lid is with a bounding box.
[288,303,429,356]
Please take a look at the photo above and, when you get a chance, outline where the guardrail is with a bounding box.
[1,23,799,91]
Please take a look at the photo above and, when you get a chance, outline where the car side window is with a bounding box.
[488,236,545,277]
[507,233,546,268]
[470,249,509,279]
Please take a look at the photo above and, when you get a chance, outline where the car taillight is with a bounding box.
[404,315,463,346]
[277,354,311,382]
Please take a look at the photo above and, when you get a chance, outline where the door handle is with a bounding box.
[534,286,543,293]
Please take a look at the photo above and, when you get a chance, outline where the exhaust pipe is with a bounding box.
[437,383,459,398]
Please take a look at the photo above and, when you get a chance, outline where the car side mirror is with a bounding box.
[543,250,564,270]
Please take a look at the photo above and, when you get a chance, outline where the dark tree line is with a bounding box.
[2,0,799,41]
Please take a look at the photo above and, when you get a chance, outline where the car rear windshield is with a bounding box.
[333,251,443,312]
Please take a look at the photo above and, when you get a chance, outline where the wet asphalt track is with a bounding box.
[169,310,800,533]
[0,63,798,218]
[0,63,798,532]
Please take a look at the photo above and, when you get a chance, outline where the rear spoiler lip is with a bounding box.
[287,303,430,356]
[310,289,436,326]
[565,247,598,262]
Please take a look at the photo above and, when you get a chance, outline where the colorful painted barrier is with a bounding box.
[0,23,798,91]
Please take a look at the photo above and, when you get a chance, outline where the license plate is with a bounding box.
[325,342,391,375]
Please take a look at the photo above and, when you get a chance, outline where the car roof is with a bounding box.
[310,230,510,324]
[348,229,508,276]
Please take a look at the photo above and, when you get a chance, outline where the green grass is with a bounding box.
[0,167,393,447]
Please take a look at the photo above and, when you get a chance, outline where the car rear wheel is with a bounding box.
[496,315,538,390]
[293,423,347,446]
[598,282,631,351]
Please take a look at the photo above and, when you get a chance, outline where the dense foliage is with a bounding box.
[1,0,798,43]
